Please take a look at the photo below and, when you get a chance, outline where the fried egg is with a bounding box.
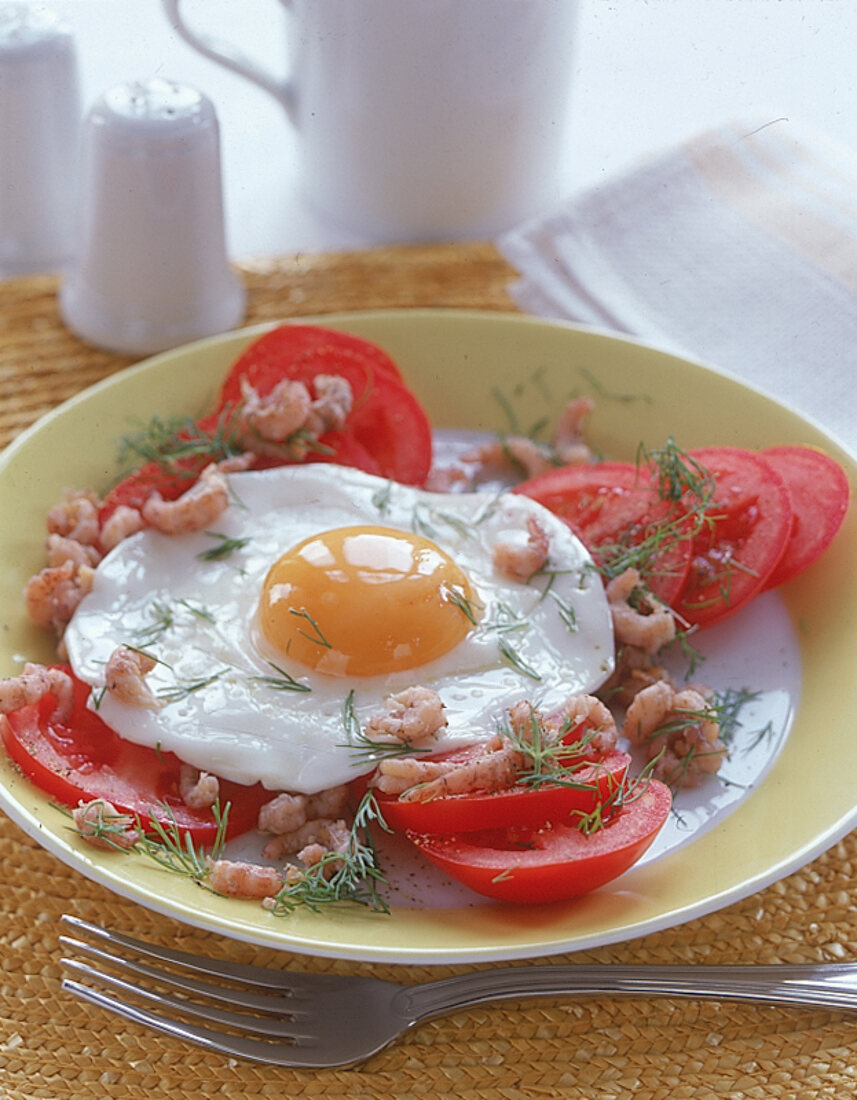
[63,465,614,793]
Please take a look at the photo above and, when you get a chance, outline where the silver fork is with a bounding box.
[60,914,857,1069]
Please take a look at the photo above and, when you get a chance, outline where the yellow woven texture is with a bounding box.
[1,245,856,1099]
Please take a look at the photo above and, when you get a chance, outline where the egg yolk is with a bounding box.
[257,525,477,677]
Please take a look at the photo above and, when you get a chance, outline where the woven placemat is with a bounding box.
[2,243,857,1100]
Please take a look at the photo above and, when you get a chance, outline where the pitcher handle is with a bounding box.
[162,0,296,121]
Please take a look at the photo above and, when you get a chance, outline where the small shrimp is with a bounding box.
[179,764,219,810]
[305,374,353,435]
[261,817,349,861]
[544,693,619,756]
[141,462,230,535]
[104,645,159,708]
[71,799,140,850]
[606,568,676,655]
[462,436,556,480]
[208,858,286,900]
[624,681,726,789]
[25,560,94,637]
[0,662,73,722]
[493,514,550,582]
[553,396,595,466]
[258,792,309,836]
[598,644,674,708]
[46,488,101,546]
[306,784,349,821]
[45,533,101,570]
[99,505,145,552]
[374,734,522,801]
[424,466,470,493]
[363,686,447,745]
[239,377,312,443]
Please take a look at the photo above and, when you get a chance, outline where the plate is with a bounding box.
[1,309,855,964]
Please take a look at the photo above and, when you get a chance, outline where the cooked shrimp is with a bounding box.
[25,560,94,637]
[45,533,101,570]
[374,734,522,801]
[423,466,470,493]
[0,662,73,722]
[544,693,619,756]
[598,644,674,707]
[606,568,676,655]
[46,488,101,546]
[71,799,140,850]
[261,817,350,860]
[363,686,447,745]
[462,436,556,479]
[624,681,726,789]
[141,462,230,535]
[306,784,349,821]
[239,377,312,443]
[179,765,219,809]
[99,505,145,552]
[305,374,353,435]
[104,645,159,708]
[258,792,309,836]
[208,858,286,899]
[553,396,595,466]
[493,514,550,582]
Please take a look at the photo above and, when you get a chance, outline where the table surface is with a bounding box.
[43,0,857,259]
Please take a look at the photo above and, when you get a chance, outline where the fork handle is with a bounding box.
[401,963,857,1021]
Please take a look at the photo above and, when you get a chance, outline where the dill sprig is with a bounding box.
[497,637,542,681]
[251,661,312,694]
[265,791,391,915]
[129,601,175,647]
[441,583,481,625]
[157,669,227,705]
[341,689,431,763]
[289,607,332,649]
[197,532,251,562]
[116,407,241,480]
[134,800,230,880]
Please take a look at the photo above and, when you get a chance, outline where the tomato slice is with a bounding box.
[217,324,432,486]
[760,445,850,589]
[377,750,631,833]
[675,447,792,628]
[516,462,692,605]
[409,779,671,904]
[0,670,269,843]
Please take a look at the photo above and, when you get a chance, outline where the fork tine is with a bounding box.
[61,956,309,1040]
[62,978,327,1068]
[60,915,302,992]
[59,935,304,1017]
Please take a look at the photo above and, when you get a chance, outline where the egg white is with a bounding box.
[63,465,614,794]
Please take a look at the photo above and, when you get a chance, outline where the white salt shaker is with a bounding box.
[0,4,81,277]
[60,78,246,356]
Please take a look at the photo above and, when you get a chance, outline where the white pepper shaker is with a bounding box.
[0,4,81,276]
[60,78,246,356]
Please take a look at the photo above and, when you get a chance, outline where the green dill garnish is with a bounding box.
[251,661,311,694]
[372,481,393,514]
[176,598,216,623]
[157,669,227,704]
[265,791,391,915]
[579,367,647,405]
[289,607,332,649]
[197,531,251,561]
[129,601,175,646]
[497,636,542,681]
[550,591,579,633]
[116,408,241,480]
[441,583,481,625]
[135,800,230,881]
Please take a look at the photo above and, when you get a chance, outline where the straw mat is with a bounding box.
[1,243,856,1100]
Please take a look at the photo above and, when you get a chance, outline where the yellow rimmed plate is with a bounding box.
[0,309,855,963]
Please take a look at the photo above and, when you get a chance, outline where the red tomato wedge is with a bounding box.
[675,447,792,629]
[760,445,850,590]
[217,324,432,486]
[0,670,269,843]
[377,750,631,834]
[516,462,693,605]
[409,779,672,904]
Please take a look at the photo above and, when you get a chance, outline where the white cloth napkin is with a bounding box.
[496,117,857,454]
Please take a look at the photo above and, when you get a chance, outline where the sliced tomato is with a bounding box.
[377,750,631,834]
[516,462,693,605]
[217,324,432,486]
[409,779,671,904]
[675,447,792,628]
[0,670,269,843]
[760,445,850,589]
